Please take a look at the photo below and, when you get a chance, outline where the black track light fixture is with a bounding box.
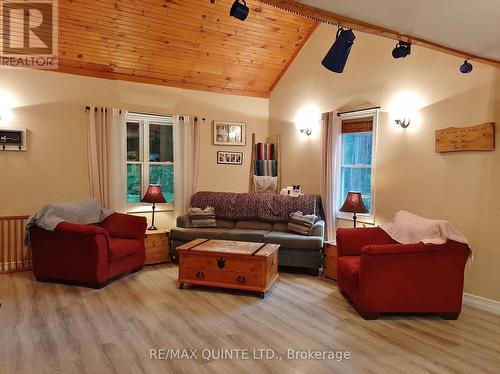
[230,0,249,21]
[321,28,356,74]
[459,60,473,74]
[392,41,411,59]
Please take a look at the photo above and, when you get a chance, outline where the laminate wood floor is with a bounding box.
[1,265,500,374]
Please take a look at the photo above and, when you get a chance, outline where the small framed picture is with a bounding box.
[213,121,246,146]
[217,151,243,165]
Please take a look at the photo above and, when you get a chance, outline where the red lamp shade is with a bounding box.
[340,191,369,214]
[141,185,166,204]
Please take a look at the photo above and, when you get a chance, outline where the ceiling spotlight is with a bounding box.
[460,60,473,74]
[392,41,411,59]
[230,0,249,21]
[322,28,356,74]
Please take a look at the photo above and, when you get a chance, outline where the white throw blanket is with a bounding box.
[380,210,468,245]
[25,199,113,245]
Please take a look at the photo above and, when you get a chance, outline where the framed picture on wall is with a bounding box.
[217,151,243,165]
[213,121,246,146]
[0,128,27,151]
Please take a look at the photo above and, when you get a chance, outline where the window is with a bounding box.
[337,110,378,222]
[126,113,174,206]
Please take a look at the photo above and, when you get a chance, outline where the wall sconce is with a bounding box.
[300,127,312,136]
[389,91,426,130]
[0,90,17,123]
[395,118,411,128]
[295,104,319,137]
[0,108,12,123]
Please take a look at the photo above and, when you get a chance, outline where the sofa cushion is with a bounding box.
[235,220,273,230]
[264,231,323,250]
[272,222,288,232]
[216,219,235,229]
[219,229,270,242]
[108,238,141,261]
[170,227,228,242]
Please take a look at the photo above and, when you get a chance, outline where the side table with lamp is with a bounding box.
[324,191,369,279]
[141,184,171,265]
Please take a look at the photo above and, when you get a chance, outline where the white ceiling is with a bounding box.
[298,0,500,61]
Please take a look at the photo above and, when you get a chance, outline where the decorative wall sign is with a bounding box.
[435,123,495,153]
[213,121,246,146]
[0,128,27,151]
[217,151,243,165]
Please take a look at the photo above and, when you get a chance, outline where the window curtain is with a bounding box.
[320,111,341,241]
[86,107,127,210]
[173,115,200,216]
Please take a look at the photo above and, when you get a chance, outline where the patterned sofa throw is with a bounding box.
[287,211,317,236]
[190,191,321,223]
[188,206,217,228]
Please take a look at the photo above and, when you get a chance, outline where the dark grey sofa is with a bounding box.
[170,216,325,274]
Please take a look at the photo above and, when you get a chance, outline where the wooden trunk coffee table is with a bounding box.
[177,239,279,298]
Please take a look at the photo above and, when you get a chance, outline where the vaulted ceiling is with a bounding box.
[57,0,317,97]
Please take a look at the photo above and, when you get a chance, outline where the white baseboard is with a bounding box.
[463,293,500,315]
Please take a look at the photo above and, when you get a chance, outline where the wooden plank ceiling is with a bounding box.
[57,0,317,97]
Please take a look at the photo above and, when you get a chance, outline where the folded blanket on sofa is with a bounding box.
[188,206,216,228]
[380,210,468,245]
[25,199,112,245]
[287,211,317,235]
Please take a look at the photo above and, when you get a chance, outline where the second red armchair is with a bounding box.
[336,227,470,320]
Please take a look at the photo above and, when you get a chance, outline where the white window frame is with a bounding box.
[336,108,379,224]
[125,113,174,211]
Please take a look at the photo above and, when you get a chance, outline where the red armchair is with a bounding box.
[336,227,470,320]
[31,213,147,288]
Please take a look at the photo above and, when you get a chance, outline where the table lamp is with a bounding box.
[339,191,369,228]
[141,184,166,230]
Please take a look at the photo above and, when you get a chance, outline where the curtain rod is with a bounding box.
[130,112,206,122]
[85,108,205,122]
[337,106,380,116]
[129,111,172,118]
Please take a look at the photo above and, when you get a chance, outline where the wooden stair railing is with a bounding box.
[0,215,32,273]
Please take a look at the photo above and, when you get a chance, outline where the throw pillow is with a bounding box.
[189,206,217,228]
[287,211,317,236]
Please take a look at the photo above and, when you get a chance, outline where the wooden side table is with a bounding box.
[144,229,170,265]
[323,242,338,280]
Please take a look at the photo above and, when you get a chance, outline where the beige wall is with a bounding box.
[2,27,499,302]
[0,68,268,228]
[270,24,500,301]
